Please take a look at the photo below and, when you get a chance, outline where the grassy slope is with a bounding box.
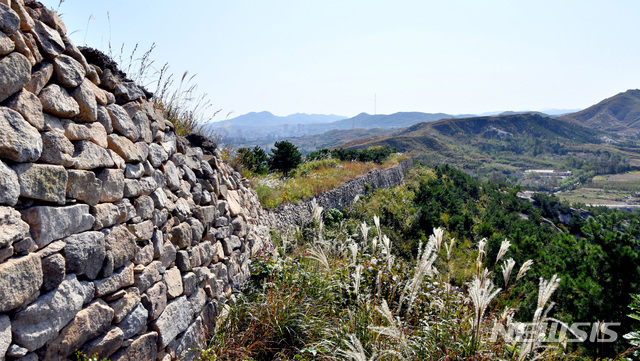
[251,154,408,209]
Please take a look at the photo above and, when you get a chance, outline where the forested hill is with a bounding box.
[559,89,640,134]
[340,113,607,168]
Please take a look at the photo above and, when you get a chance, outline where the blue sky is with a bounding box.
[40,0,640,120]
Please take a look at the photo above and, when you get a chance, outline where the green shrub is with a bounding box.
[270,140,302,176]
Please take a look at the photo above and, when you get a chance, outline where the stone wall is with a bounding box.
[262,158,413,231]
[0,1,270,360]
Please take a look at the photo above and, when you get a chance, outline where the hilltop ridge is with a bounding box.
[559,89,640,134]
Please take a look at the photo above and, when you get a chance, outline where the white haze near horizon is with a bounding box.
[40,0,640,120]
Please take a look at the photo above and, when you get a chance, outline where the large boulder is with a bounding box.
[151,296,191,348]
[41,252,65,291]
[79,326,124,361]
[0,52,30,103]
[163,266,183,299]
[66,169,102,205]
[25,61,53,95]
[31,20,65,58]
[43,299,114,360]
[0,253,42,313]
[142,281,167,320]
[117,303,147,339]
[63,120,107,148]
[11,163,67,204]
[11,275,86,351]
[0,107,42,162]
[3,89,45,129]
[110,331,157,361]
[101,224,136,270]
[106,103,139,141]
[63,231,106,280]
[52,53,86,88]
[72,140,115,169]
[93,263,134,297]
[0,160,19,205]
[114,82,145,104]
[71,79,98,122]
[40,130,74,166]
[0,33,14,56]
[107,133,144,162]
[0,3,20,35]
[39,83,80,118]
[0,314,10,360]
[97,168,125,202]
[21,204,94,247]
[90,203,120,230]
[109,287,141,324]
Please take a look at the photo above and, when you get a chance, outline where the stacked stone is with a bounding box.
[0,1,269,360]
[262,158,413,231]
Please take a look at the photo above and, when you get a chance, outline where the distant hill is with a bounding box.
[559,89,640,134]
[352,113,600,148]
[342,113,607,169]
[222,111,346,128]
[331,112,453,129]
[278,128,395,153]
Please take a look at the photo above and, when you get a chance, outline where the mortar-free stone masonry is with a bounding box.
[0,1,272,359]
[0,1,412,359]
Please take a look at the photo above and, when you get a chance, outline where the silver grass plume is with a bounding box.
[501,258,516,287]
[496,239,511,263]
[445,237,456,261]
[354,264,363,297]
[476,238,487,276]
[311,198,323,223]
[416,239,423,261]
[536,274,561,311]
[399,235,438,313]
[308,247,330,272]
[431,227,444,252]
[349,241,359,266]
[468,271,501,339]
[370,299,411,353]
[381,235,394,270]
[338,334,378,361]
[517,274,567,361]
[373,215,381,251]
[516,259,534,281]
[360,222,370,245]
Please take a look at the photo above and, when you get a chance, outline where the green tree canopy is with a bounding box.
[269,140,302,176]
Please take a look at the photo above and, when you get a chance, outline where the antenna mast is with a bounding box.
[375,94,377,115]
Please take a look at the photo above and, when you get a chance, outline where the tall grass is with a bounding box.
[72,13,227,143]
[197,207,590,360]
[252,154,407,209]
[153,66,225,140]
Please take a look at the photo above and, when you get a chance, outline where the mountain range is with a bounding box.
[219,89,640,160]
